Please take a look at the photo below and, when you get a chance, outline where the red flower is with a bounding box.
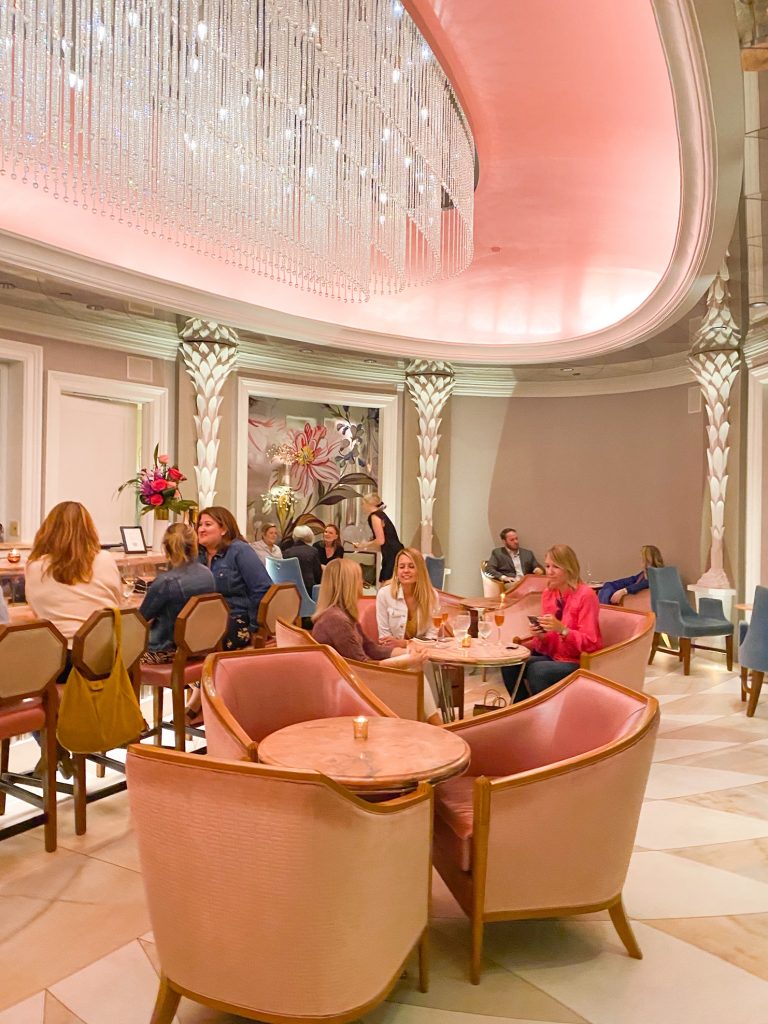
[149,494,164,506]
[151,479,168,492]
[168,467,184,482]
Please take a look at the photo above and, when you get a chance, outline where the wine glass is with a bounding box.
[493,608,505,642]
[122,574,136,600]
[453,613,471,635]
[432,611,443,636]
[478,617,493,645]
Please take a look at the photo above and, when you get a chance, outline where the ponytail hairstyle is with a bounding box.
[163,523,199,568]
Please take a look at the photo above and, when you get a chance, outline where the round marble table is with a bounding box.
[257,716,471,794]
[413,638,530,722]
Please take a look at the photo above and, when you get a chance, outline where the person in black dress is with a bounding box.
[313,523,345,568]
[357,493,403,583]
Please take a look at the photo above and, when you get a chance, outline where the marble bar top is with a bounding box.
[257,716,471,793]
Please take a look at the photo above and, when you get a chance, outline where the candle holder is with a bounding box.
[6,549,20,564]
[352,716,369,740]
[460,633,472,649]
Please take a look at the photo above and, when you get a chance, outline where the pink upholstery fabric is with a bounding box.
[274,619,315,647]
[583,608,654,692]
[623,590,651,612]
[127,746,431,1019]
[508,575,548,598]
[433,776,478,871]
[598,608,645,646]
[204,648,389,754]
[140,660,204,687]
[0,700,45,740]
[358,597,379,642]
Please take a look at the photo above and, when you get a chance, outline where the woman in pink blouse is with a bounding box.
[502,544,602,701]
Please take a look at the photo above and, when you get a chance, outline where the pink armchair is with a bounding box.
[582,606,655,691]
[202,645,395,761]
[127,744,432,1024]
[432,670,659,982]
[274,617,426,721]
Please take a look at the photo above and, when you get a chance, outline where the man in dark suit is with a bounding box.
[485,528,543,589]
[282,524,323,597]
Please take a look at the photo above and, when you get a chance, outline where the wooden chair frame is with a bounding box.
[251,583,301,648]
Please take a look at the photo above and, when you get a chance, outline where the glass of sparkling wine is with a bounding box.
[494,609,505,642]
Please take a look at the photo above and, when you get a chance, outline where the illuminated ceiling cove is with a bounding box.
[0,0,744,363]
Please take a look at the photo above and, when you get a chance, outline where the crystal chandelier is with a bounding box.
[0,0,475,301]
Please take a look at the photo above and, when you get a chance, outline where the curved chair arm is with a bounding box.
[654,598,687,636]
[346,660,424,721]
[698,596,728,622]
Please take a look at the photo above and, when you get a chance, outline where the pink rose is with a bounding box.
[151,479,167,492]
[149,494,164,506]
[168,467,184,482]
[158,454,170,465]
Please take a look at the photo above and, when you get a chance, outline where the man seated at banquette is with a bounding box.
[501,544,602,701]
[485,527,544,589]
[282,524,323,594]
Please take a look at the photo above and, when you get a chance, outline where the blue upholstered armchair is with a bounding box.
[424,554,446,591]
[265,556,317,618]
[738,586,768,717]
[648,566,733,675]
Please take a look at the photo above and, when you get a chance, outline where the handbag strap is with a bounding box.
[111,606,124,669]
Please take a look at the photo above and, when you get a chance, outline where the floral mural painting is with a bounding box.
[247,398,380,542]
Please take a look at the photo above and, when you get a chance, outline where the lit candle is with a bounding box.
[461,633,471,649]
[352,715,369,740]
[7,548,20,564]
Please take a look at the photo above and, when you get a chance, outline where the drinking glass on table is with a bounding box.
[477,617,493,644]
[494,608,505,642]
[122,574,136,599]
[432,610,443,636]
[453,613,471,635]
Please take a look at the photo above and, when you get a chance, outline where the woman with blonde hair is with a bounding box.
[312,560,441,722]
[502,544,602,702]
[355,493,403,583]
[139,523,215,664]
[597,545,664,606]
[25,501,122,645]
[376,548,440,642]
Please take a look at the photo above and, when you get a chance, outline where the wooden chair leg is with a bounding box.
[73,754,87,836]
[679,638,692,675]
[747,670,764,718]
[95,755,106,779]
[470,914,484,985]
[43,722,58,853]
[152,688,163,745]
[741,666,748,702]
[648,632,660,664]
[0,737,9,815]
[150,975,182,1024]
[725,634,734,672]
[418,928,429,993]
[171,683,186,752]
[609,896,642,959]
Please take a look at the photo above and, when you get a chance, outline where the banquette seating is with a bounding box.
[127,744,432,1024]
[0,621,68,852]
[431,671,659,982]
[202,645,394,762]
[275,617,426,721]
[138,593,229,751]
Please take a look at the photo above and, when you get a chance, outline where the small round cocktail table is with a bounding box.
[257,716,470,794]
[414,638,530,722]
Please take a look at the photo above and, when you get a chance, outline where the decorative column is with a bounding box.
[178,318,239,509]
[688,258,742,588]
[405,360,456,555]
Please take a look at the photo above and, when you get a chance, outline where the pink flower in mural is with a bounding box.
[289,423,343,497]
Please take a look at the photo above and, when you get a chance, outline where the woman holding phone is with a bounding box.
[502,544,602,702]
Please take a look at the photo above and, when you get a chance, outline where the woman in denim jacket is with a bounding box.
[197,506,272,649]
[139,523,215,662]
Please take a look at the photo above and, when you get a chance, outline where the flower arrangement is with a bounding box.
[118,446,198,521]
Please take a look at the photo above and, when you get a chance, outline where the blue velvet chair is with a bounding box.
[265,556,317,618]
[738,586,768,717]
[425,554,446,590]
[648,566,733,675]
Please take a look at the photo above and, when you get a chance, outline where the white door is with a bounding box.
[53,394,141,544]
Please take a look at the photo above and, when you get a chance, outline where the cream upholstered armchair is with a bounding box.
[274,617,426,721]
[127,744,432,1024]
[202,645,395,761]
[432,671,659,983]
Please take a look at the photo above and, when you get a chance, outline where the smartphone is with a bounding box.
[527,615,541,628]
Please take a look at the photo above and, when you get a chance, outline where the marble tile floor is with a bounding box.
[1,658,768,1023]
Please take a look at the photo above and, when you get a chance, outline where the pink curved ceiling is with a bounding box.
[0,0,681,357]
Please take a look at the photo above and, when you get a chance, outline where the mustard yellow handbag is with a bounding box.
[57,608,145,754]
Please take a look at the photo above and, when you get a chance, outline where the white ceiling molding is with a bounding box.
[0,0,743,365]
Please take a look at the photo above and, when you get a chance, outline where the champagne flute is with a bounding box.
[494,608,505,643]
[432,611,443,637]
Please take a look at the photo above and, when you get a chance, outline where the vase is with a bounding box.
[147,509,170,552]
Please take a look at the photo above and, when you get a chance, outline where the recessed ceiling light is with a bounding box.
[297,347,314,355]
[750,300,768,308]
[490,246,501,253]
[559,367,582,377]
[0,281,16,289]
[59,291,73,298]
[86,303,105,311]
[363,358,378,364]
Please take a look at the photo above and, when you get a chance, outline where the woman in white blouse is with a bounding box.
[376,547,441,642]
[252,522,284,565]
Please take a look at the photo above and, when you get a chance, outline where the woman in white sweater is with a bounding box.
[376,547,441,642]
[25,501,122,646]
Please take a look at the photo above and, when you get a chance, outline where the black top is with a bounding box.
[313,540,345,567]
[368,509,403,583]
[282,541,323,595]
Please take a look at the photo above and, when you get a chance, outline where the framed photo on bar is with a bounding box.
[120,525,148,555]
